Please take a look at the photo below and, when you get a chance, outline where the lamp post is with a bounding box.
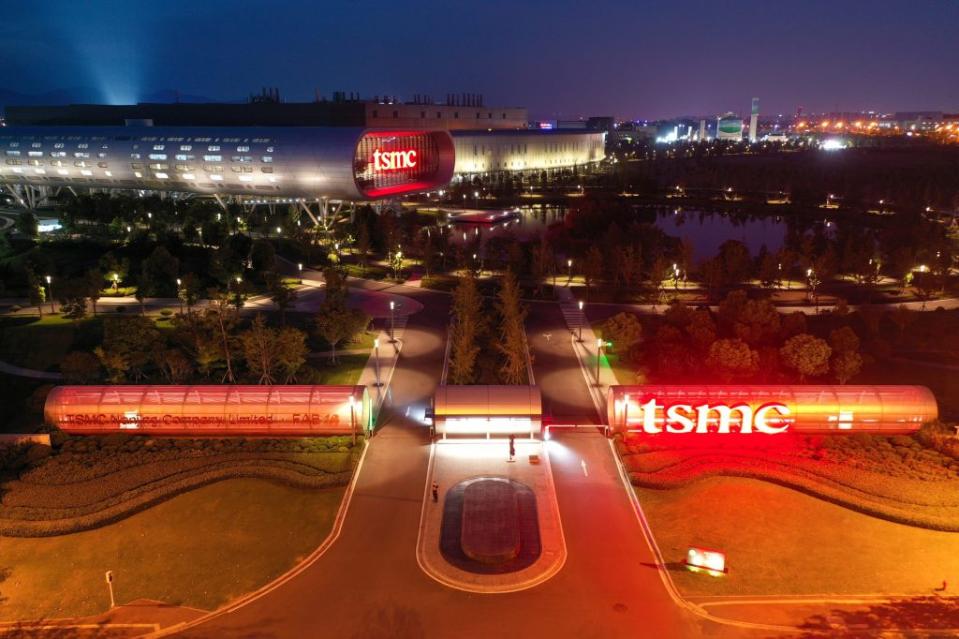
[806,268,820,313]
[297,262,303,283]
[45,275,54,314]
[577,300,584,342]
[595,338,604,386]
[373,338,381,387]
[673,263,680,291]
[112,272,119,292]
[176,278,184,314]
[105,571,116,609]
[389,300,396,343]
[349,395,356,446]
[567,259,573,284]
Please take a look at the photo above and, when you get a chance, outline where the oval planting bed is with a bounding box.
[440,477,541,574]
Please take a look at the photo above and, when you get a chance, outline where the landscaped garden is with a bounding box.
[619,422,959,597]
[0,433,362,619]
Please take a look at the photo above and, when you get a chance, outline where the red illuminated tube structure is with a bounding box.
[44,385,371,437]
[607,385,938,435]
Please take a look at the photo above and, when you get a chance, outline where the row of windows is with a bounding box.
[1,136,274,145]
[371,110,510,120]
[1,170,283,190]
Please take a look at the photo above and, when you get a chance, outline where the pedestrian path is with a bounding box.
[555,286,620,422]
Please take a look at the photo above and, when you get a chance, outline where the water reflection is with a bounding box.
[445,205,789,260]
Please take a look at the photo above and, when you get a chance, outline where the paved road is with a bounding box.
[171,287,732,638]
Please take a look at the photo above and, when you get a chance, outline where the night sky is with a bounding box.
[3,0,958,120]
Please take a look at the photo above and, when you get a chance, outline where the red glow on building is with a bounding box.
[608,385,937,435]
[44,385,371,437]
[353,130,454,198]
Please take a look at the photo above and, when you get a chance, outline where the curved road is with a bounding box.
[168,287,719,639]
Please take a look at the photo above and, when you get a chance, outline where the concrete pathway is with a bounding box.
[0,359,62,380]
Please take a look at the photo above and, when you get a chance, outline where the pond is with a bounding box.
[445,205,789,261]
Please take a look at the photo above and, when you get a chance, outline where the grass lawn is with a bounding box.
[0,316,101,371]
[311,352,368,385]
[637,476,959,598]
[0,479,346,620]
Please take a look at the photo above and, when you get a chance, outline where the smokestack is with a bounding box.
[749,97,759,142]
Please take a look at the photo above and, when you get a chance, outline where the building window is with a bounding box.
[208,145,220,152]
[237,145,250,152]
[153,144,164,151]
[148,153,167,160]
[180,145,192,151]
[203,155,222,162]
[261,156,273,163]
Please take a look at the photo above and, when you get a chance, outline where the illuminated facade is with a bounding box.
[0,126,455,200]
[433,385,542,438]
[607,385,938,434]
[44,385,371,436]
[452,130,606,175]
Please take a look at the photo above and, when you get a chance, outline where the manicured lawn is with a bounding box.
[311,352,368,385]
[0,479,346,620]
[0,316,101,371]
[637,476,959,598]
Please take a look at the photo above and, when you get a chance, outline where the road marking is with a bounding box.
[581,460,589,476]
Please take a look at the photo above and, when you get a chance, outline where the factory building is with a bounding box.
[452,129,606,175]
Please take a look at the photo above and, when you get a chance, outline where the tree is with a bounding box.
[780,312,807,340]
[448,275,483,384]
[84,268,103,315]
[276,327,309,383]
[495,271,528,384]
[140,246,180,297]
[266,273,298,325]
[57,278,89,320]
[686,309,718,353]
[178,272,202,310]
[733,298,781,346]
[250,239,276,275]
[829,326,860,354]
[208,291,239,383]
[718,240,752,285]
[26,270,46,317]
[601,312,643,360]
[314,303,369,364]
[97,316,162,381]
[60,351,101,384]
[156,348,193,383]
[831,350,862,385]
[15,210,38,238]
[780,333,832,381]
[583,246,603,300]
[705,338,759,382]
[241,314,280,384]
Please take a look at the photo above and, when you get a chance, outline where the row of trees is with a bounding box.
[447,272,529,385]
[608,291,866,385]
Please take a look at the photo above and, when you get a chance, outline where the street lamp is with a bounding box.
[297,262,303,281]
[349,395,357,445]
[176,278,184,314]
[389,300,396,343]
[595,338,604,387]
[45,275,54,314]
[112,272,119,292]
[577,300,584,342]
[373,338,381,387]
[623,393,630,430]
[567,259,573,284]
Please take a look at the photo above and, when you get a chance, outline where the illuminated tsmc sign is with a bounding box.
[372,148,417,172]
[624,399,791,435]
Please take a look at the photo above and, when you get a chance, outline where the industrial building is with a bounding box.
[0,125,456,203]
[452,129,606,176]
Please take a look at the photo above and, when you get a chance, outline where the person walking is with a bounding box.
[431,481,439,503]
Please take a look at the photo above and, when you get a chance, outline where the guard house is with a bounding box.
[432,385,542,439]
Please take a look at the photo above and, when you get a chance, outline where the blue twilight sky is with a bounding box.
[2,0,958,120]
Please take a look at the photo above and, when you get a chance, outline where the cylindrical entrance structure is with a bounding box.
[433,385,542,438]
[44,385,371,436]
[607,385,938,435]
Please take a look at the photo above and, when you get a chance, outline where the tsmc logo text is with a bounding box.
[372,148,417,172]
[625,399,791,434]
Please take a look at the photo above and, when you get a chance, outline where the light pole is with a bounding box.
[373,338,381,387]
[297,262,303,283]
[112,273,119,292]
[623,393,630,430]
[673,263,680,291]
[389,300,396,343]
[806,268,820,313]
[567,259,573,284]
[45,275,54,314]
[105,571,116,608]
[595,338,604,387]
[349,395,356,445]
[176,278,184,314]
[577,300,584,342]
